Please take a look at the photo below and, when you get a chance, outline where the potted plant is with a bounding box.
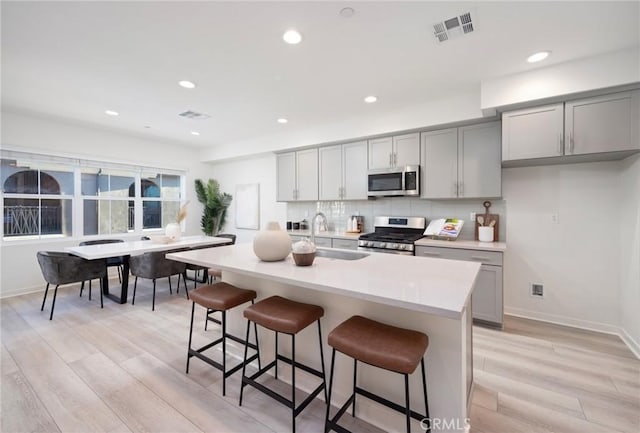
[194,179,232,236]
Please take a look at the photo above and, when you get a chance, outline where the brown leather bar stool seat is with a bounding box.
[186,283,260,396]
[239,296,327,433]
[325,315,430,433]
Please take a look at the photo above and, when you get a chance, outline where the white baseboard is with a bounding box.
[505,307,640,360]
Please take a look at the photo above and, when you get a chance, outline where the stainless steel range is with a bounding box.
[358,216,426,255]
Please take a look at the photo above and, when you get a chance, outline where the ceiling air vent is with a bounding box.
[178,110,211,120]
[433,12,475,43]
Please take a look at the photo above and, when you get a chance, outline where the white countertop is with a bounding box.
[167,243,480,319]
[66,235,231,259]
[415,237,507,252]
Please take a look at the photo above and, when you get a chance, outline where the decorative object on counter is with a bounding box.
[474,200,499,242]
[300,219,309,230]
[286,221,292,230]
[292,238,317,266]
[478,226,494,242]
[164,201,190,241]
[195,178,232,236]
[346,215,364,233]
[424,218,464,240]
[253,221,292,261]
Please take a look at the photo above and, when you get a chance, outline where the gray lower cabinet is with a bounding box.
[331,238,358,250]
[415,246,504,327]
[290,235,332,247]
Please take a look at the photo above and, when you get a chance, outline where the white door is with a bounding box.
[458,122,501,198]
[318,145,343,201]
[502,103,564,160]
[565,91,640,155]
[368,137,393,169]
[295,148,318,201]
[421,128,458,199]
[276,152,296,201]
[393,133,420,167]
[342,141,368,200]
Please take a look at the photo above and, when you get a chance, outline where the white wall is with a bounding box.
[619,154,640,354]
[481,47,640,110]
[208,153,287,244]
[502,161,623,332]
[0,110,211,297]
[200,87,484,161]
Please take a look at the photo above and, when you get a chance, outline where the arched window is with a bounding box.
[3,169,65,237]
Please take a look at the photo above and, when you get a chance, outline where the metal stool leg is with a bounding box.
[317,320,328,401]
[186,301,195,374]
[405,373,411,433]
[352,359,358,416]
[274,331,279,380]
[291,334,296,433]
[324,348,336,433]
[421,359,430,432]
[239,319,252,406]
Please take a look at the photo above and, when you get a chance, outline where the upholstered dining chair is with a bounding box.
[78,239,126,298]
[129,248,188,311]
[37,251,107,320]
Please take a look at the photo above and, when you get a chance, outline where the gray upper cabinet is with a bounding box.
[422,122,501,199]
[276,148,318,202]
[565,91,640,156]
[502,90,640,165]
[502,103,564,161]
[318,141,368,201]
[368,133,419,169]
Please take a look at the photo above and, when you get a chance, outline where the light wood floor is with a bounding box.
[1,279,638,433]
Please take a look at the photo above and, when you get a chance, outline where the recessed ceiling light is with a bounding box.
[191,131,200,136]
[339,7,355,18]
[364,96,378,103]
[179,80,196,89]
[527,51,551,63]
[277,118,288,124]
[283,30,302,44]
[105,110,119,116]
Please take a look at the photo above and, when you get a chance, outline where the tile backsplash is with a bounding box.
[287,198,506,241]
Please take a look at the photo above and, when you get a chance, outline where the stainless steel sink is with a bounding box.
[315,248,369,260]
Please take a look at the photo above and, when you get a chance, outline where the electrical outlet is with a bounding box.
[531,283,544,297]
[470,212,476,221]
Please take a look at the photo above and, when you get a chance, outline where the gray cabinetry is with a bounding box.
[319,141,367,200]
[368,133,420,169]
[276,149,318,202]
[502,90,640,165]
[421,121,501,199]
[415,246,504,327]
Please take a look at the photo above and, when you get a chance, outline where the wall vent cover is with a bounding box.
[531,283,544,297]
[178,110,211,120]
[433,12,474,43]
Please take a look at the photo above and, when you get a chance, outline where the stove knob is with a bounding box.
[379,243,386,248]
[398,244,406,250]
[391,243,399,249]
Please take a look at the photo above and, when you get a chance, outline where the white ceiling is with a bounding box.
[2,1,639,149]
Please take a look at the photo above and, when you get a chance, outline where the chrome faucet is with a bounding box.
[310,212,327,245]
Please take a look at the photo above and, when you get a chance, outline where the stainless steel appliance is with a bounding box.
[367,165,420,197]
[358,216,426,255]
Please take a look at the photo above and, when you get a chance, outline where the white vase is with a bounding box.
[253,221,291,261]
[165,222,182,241]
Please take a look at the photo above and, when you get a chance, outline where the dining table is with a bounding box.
[65,235,233,304]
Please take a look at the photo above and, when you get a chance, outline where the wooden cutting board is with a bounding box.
[475,200,499,242]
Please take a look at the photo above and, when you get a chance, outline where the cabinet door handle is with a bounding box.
[569,132,575,154]
[471,256,490,261]
[393,152,397,167]
[452,182,457,196]
[558,133,563,155]
[389,153,393,167]
[459,182,464,197]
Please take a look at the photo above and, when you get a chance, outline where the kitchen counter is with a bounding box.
[415,237,507,252]
[168,244,477,432]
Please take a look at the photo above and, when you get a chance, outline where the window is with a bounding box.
[1,151,185,241]
[81,168,135,236]
[2,159,74,238]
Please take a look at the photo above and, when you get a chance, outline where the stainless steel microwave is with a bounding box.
[367,165,420,197]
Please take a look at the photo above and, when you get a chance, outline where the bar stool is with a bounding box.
[186,283,260,396]
[325,315,430,433]
[239,295,327,433]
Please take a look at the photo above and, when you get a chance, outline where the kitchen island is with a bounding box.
[167,243,480,433]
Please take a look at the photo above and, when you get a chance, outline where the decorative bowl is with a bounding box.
[149,235,172,244]
[292,251,315,266]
